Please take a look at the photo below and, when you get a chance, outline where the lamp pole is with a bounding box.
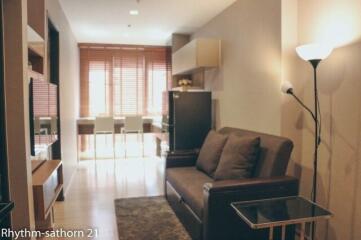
[309,59,321,240]
[286,43,333,240]
[310,59,320,204]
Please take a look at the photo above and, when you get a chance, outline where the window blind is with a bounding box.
[79,44,172,117]
[33,78,49,117]
[49,84,57,117]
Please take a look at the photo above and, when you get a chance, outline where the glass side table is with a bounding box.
[231,196,332,240]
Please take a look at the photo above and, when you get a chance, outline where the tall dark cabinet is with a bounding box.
[48,19,61,161]
[163,91,212,152]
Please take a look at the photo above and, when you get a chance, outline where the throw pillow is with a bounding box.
[214,134,260,180]
[196,130,228,177]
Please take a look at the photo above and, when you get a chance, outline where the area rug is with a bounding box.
[114,196,191,240]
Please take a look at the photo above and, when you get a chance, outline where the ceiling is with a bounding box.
[59,0,236,46]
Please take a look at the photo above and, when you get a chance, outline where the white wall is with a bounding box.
[193,0,361,239]
[46,0,79,193]
[192,0,282,135]
[281,0,361,239]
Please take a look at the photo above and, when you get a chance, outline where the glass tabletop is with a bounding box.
[231,196,332,229]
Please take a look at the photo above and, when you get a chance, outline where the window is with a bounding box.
[88,61,110,116]
[147,67,167,115]
[80,44,171,117]
[112,53,145,116]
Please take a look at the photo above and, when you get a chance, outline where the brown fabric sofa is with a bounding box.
[165,127,299,240]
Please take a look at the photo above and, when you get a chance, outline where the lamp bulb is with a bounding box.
[281,81,293,94]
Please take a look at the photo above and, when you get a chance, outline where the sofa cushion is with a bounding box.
[218,127,293,178]
[166,167,213,218]
[214,135,260,180]
[196,130,228,177]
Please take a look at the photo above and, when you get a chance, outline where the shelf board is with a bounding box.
[28,44,44,58]
[27,25,44,57]
[31,160,46,173]
[27,25,44,42]
[32,160,62,186]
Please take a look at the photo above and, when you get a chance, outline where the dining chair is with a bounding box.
[94,116,115,162]
[50,116,58,142]
[121,116,144,157]
[34,117,41,135]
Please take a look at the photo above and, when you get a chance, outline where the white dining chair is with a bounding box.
[94,116,115,162]
[50,117,57,134]
[50,116,58,142]
[121,116,144,157]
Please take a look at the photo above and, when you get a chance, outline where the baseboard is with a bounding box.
[63,166,77,198]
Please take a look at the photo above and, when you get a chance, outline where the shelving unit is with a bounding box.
[27,21,63,231]
[27,25,44,75]
[32,160,63,230]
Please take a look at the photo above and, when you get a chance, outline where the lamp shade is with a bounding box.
[296,43,333,61]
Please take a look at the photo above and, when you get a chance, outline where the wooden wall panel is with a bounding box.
[27,0,45,38]
[3,0,35,232]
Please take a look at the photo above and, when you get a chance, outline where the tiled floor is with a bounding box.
[78,133,161,160]
[44,135,165,240]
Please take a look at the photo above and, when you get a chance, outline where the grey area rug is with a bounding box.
[114,196,191,240]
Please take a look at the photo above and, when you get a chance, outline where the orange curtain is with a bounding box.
[79,44,172,118]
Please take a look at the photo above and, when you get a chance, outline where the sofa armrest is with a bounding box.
[202,176,299,240]
[204,176,298,195]
[165,151,199,168]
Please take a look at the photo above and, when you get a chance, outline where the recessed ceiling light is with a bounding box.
[129,10,139,15]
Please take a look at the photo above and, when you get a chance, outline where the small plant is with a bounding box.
[178,79,192,87]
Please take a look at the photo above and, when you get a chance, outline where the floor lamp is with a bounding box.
[282,43,333,240]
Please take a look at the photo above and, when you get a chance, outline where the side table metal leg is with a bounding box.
[300,222,306,240]
[281,225,286,240]
[269,227,274,240]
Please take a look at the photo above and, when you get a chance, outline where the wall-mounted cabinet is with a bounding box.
[172,38,221,75]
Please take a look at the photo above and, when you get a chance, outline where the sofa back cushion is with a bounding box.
[214,135,260,180]
[196,130,228,177]
[218,127,293,178]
